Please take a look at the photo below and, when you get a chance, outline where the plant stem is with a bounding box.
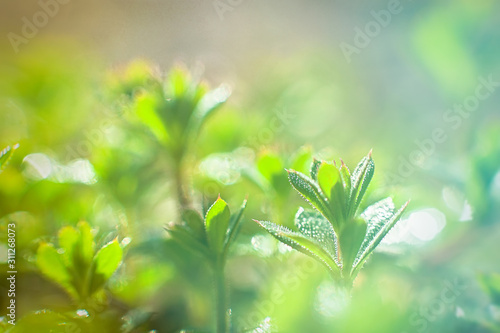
[174,159,189,209]
[214,260,228,333]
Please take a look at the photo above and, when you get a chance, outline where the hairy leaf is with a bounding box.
[310,158,322,181]
[294,207,338,264]
[287,170,335,224]
[339,159,351,199]
[349,152,375,216]
[255,220,340,277]
[352,200,409,275]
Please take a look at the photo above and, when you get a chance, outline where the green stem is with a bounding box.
[214,260,228,333]
[174,159,189,209]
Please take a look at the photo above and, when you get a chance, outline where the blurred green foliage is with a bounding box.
[0,1,500,331]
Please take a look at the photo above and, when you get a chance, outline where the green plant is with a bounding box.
[165,196,247,333]
[36,221,123,303]
[255,151,409,288]
[111,62,231,208]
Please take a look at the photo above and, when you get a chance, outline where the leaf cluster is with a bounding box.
[256,151,409,285]
[165,197,247,266]
[36,221,123,302]
[110,62,231,160]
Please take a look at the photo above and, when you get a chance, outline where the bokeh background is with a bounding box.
[1,0,500,332]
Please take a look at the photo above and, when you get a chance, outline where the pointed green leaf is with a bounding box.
[352,198,395,269]
[89,239,123,295]
[182,209,206,243]
[36,243,76,297]
[349,152,375,216]
[205,197,231,253]
[352,200,409,276]
[339,219,367,275]
[287,170,335,225]
[317,161,346,227]
[339,159,351,198]
[224,199,247,253]
[310,158,322,181]
[294,207,338,264]
[165,224,211,259]
[255,220,340,278]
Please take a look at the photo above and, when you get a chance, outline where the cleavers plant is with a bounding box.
[256,151,409,289]
[110,62,231,208]
[36,221,123,304]
[165,196,247,333]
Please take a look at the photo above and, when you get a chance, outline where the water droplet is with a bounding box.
[76,309,89,318]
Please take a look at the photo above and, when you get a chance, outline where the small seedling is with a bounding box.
[111,63,231,207]
[165,196,247,333]
[255,151,409,288]
[36,221,123,303]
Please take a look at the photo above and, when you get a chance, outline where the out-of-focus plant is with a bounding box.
[256,151,409,288]
[36,221,123,303]
[109,62,231,208]
[5,222,126,332]
[253,147,312,224]
[165,196,246,333]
